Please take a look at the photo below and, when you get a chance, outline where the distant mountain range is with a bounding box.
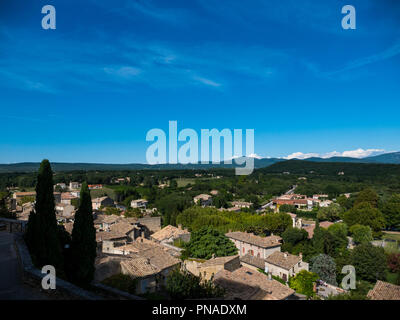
[0,152,399,173]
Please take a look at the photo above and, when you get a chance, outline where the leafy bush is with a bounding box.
[166,268,224,299]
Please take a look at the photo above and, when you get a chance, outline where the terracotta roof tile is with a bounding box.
[265,251,301,270]
[225,232,282,248]
[214,266,294,300]
[367,281,400,300]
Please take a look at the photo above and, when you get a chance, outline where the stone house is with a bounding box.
[120,246,180,294]
[184,255,240,281]
[213,265,296,300]
[193,194,212,206]
[225,231,282,259]
[265,252,309,282]
[151,225,191,243]
[92,196,114,210]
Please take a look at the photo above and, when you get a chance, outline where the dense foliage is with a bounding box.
[182,227,238,260]
[67,182,97,287]
[288,270,318,298]
[25,160,64,272]
[351,243,387,282]
[166,268,225,299]
[309,254,337,285]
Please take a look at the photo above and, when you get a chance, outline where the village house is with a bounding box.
[313,194,329,200]
[54,183,67,190]
[210,190,219,196]
[55,203,75,218]
[184,255,241,281]
[231,201,253,209]
[130,199,148,209]
[69,181,81,190]
[120,246,181,294]
[367,281,400,300]
[213,265,296,300]
[138,216,162,233]
[193,194,212,206]
[94,214,121,231]
[13,191,36,201]
[13,191,61,204]
[151,224,191,243]
[92,196,114,210]
[288,213,303,229]
[265,252,309,282]
[88,184,103,190]
[61,192,79,205]
[225,231,282,259]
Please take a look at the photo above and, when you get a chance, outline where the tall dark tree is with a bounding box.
[67,182,97,286]
[351,243,386,282]
[26,160,64,270]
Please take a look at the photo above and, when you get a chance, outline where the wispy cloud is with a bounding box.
[326,40,400,76]
[192,76,221,87]
[285,148,386,159]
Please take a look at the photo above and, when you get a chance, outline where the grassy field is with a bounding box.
[382,232,400,242]
[176,178,196,188]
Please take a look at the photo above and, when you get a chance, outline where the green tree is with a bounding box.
[328,222,348,240]
[169,179,178,189]
[282,227,308,245]
[354,188,378,207]
[25,160,64,271]
[279,204,296,213]
[381,194,400,230]
[349,224,373,244]
[288,270,318,298]
[343,202,385,236]
[317,203,343,222]
[311,220,324,254]
[336,195,354,211]
[182,227,238,260]
[351,243,386,282]
[264,212,293,235]
[0,191,15,219]
[67,182,97,287]
[310,254,337,285]
[166,268,224,299]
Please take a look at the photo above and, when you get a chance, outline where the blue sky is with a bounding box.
[0,0,399,163]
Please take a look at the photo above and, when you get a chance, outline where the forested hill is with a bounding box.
[260,159,400,178]
[0,152,400,173]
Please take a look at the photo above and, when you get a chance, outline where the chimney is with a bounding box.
[268,273,272,280]
[299,252,303,260]
[271,232,274,236]
[284,252,288,258]
[178,224,182,230]
[141,230,145,238]
[211,253,216,259]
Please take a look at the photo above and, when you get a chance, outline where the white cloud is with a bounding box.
[285,152,320,160]
[193,76,221,87]
[285,148,386,160]
[341,148,385,158]
[246,153,262,159]
[103,66,141,79]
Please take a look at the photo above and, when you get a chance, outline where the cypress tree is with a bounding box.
[68,182,97,286]
[26,159,64,270]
